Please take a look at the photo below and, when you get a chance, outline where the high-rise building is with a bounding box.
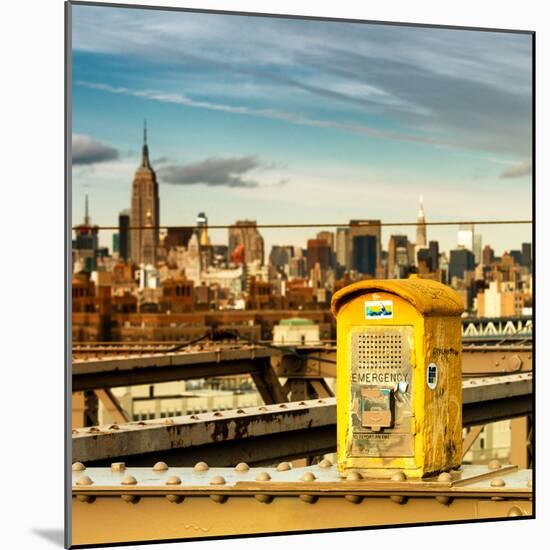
[73,195,99,272]
[521,243,532,269]
[473,234,482,265]
[449,248,475,282]
[269,245,294,271]
[316,231,334,250]
[429,241,440,271]
[228,220,265,266]
[457,223,474,250]
[118,209,130,261]
[130,122,160,266]
[387,235,411,278]
[306,239,331,273]
[348,220,381,272]
[509,250,522,266]
[352,235,377,276]
[482,245,495,266]
[416,196,427,247]
[196,212,210,247]
[335,227,349,268]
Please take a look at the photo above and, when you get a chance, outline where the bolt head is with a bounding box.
[345,495,363,504]
[508,506,524,517]
[153,461,169,471]
[235,462,250,472]
[255,494,273,504]
[194,461,209,472]
[299,494,317,504]
[490,477,506,487]
[72,462,86,472]
[76,475,93,486]
[256,472,271,482]
[111,462,126,472]
[318,459,333,469]
[277,462,292,471]
[390,471,407,482]
[437,472,452,483]
[210,494,228,504]
[121,475,138,485]
[488,460,502,470]
[301,472,316,482]
[166,494,183,503]
[209,475,226,485]
[390,495,407,504]
[165,475,182,485]
[346,471,363,481]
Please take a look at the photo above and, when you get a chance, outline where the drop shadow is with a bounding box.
[32,528,65,547]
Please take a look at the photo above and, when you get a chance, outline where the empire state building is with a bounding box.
[130,122,160,266]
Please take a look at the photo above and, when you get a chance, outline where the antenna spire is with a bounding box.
[141,119,150,168]
[84,194,90,226]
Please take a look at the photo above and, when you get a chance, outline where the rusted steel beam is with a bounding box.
[73,374,532,466]
[72,346,277,391]
[73,398,334,465]
[71,462,532,546]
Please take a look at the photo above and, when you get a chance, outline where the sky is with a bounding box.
[71,4,533,256]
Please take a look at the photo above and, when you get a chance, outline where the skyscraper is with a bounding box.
[416,196,427,247]
[335,227,349,268]
[387,234,411,278]
[352,235,377,276]
[347,220,381,272]
[228,220,265,266]
[457,223,474,250]
[521,242,532,270]
[118,209,130,261]
[130,122,160,266]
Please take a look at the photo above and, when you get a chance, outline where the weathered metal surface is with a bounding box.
[71,463,532,546]
[73,374,532,465]
[72,345,278,391]
[73,398,334,465]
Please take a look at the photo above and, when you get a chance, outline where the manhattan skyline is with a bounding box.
[71,5,532,255]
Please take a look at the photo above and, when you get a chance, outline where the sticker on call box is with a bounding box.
[365,300,393,319]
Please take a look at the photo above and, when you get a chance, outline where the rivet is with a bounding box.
[76,475,93,486]
[76,495,95,503]
[437,472,452,483]
[255,494,274,504]
[301,472,316,482]
[256,472,271,482]
[121,494,139,503]
[258,406,268,411]
[121,475,138,485]
[317,399,325,403]
[88,427,101,433]
[235,462,250,472]
[153,461,169,471]
[491,478,506,487]
[165,476,182,485]
[164,418,174,425]
[319,459,333,469]
[213,412,223,417]
[346,471,363,481]
[345,495,363,504]
[194,461,209,472]
[72,462,86,472]
[210,475,226,485]
[111,462,126,472]
[436,495,452,505]
[508,506,524,517]
[279,404,288,409]
[488,460,501,470]
[190,415,199,420]
[236,409,245,414]
[210,494,228,504]
[298,401,307,405]
[390,495,407,504]
[299,494,318,503]
[108,424,120,430]
[391,471,407,482]
[166,494,183,504]
[277,462,292,471]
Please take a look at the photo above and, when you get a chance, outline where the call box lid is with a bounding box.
[331,275,464,318]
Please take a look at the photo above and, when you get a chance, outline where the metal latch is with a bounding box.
[361,387,394,432]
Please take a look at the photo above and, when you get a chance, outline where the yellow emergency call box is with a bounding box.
[331,275,464,478]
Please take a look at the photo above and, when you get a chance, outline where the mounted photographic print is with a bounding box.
[67,1,534,547]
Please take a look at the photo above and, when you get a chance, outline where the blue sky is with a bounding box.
[71,5,533,255]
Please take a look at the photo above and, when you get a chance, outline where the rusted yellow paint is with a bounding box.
[331,276,464,478]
